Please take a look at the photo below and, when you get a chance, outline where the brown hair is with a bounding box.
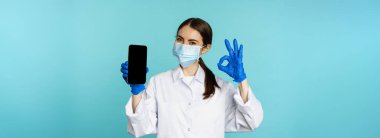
[177,18,220,99]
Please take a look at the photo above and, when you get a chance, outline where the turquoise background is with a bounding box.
[1,0,379,137]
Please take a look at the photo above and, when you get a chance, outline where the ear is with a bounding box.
[201,44,211,55]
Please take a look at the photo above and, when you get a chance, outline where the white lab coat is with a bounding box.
[125,65,264,138]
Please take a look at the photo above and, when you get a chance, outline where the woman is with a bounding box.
[120,18,263,138]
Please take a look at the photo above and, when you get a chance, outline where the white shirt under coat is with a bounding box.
[125,65,264,138]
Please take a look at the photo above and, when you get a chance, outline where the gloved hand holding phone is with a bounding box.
[120,61,149,95]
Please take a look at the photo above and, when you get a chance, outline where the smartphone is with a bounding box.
[127,45,147,84]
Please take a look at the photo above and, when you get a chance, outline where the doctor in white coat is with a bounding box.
[120,18,264,138]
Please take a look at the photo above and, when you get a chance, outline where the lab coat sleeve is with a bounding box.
[224,81,264,132]
[125,77,158,137]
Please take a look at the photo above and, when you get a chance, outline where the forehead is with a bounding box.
[177,25,202,41]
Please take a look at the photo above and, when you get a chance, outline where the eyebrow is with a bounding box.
[188,39,199,42]
[176,35,184,39]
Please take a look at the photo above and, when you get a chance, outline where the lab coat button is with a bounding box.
[187,128,191,131]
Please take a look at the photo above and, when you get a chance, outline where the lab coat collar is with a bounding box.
[172,64,205,84]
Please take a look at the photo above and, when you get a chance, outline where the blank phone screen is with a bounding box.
[128,45,147,84]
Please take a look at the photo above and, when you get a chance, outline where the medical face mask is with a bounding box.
[172,43,202,67]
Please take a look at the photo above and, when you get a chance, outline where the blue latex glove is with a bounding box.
[217,39,247,82]
[120,61,149,95]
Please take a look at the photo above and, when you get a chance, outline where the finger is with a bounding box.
[217,55,229,71]
[120,68,128,74]
[239,44,244,59]
[218,62,228,72]
[233,39,238,57]
[146,67,149,73]
[218,55,230,65]
[122,73,128,77]
[121,63,128,69]
[224,39,233,56]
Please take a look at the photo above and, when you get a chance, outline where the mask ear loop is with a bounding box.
[199,44,208,57]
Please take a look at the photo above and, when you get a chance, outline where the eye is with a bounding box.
[189,42,197,45]
[176,37,183,43]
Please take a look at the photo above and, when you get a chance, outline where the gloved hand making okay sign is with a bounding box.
[217,39,247,83]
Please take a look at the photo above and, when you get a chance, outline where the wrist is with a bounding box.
[131,84,145,95]
[238,79,249,103]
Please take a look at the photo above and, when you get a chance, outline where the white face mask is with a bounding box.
[172,43,202,67]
